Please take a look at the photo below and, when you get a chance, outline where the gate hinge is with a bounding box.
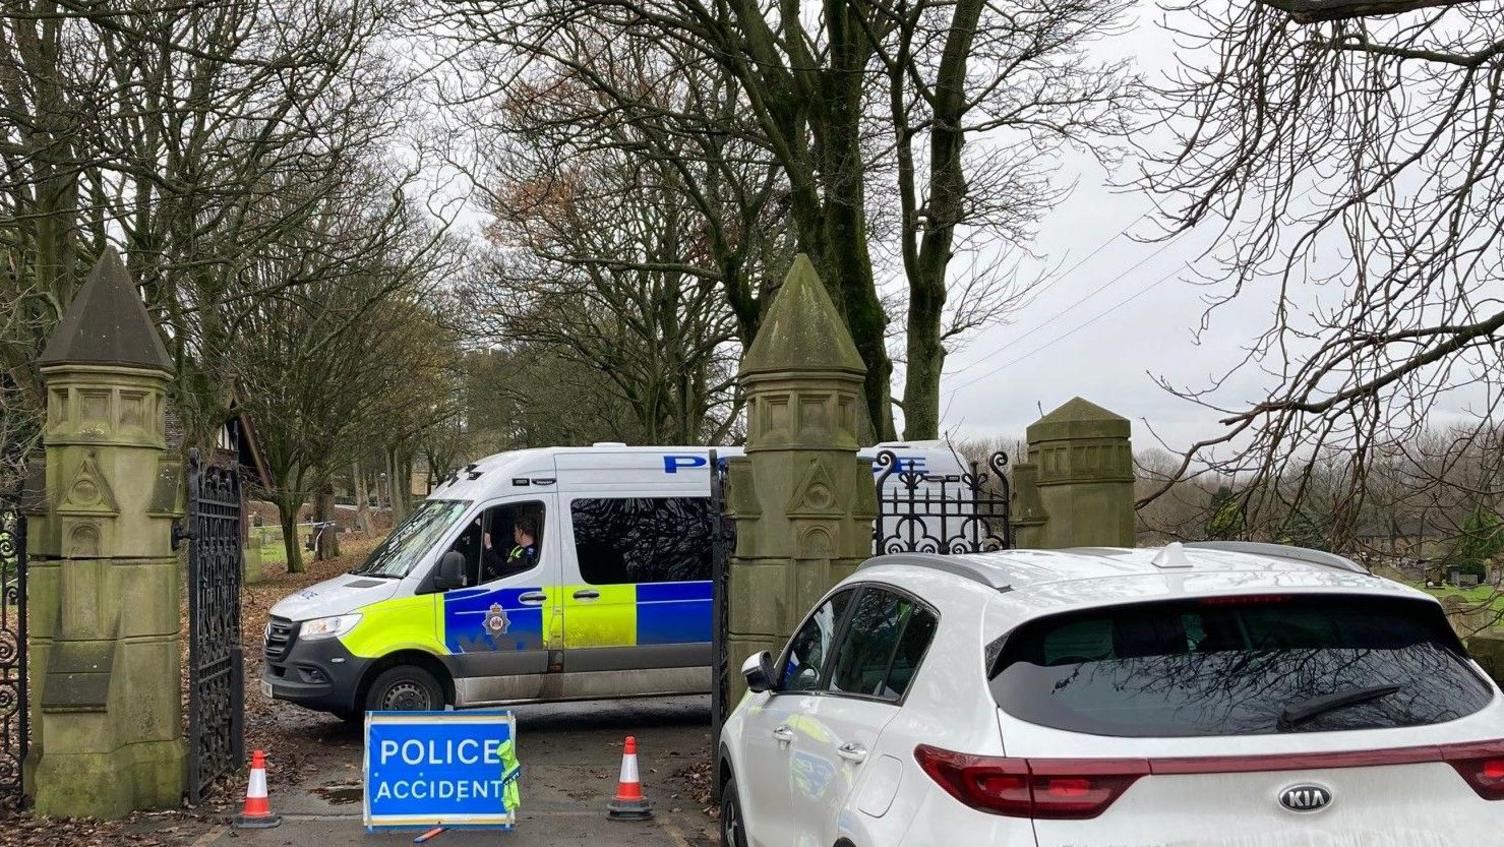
[171,519,196,551]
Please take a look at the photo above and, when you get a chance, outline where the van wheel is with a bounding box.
[720,776,748,847]
[365,666,443,712]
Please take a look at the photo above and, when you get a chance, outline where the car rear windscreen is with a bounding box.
[988,594,1493,737]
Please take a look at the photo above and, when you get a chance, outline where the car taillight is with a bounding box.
[1444,742,1504,800]
[914,745,1146,819]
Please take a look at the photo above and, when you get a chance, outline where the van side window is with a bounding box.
[446,501,545,587]
[570,497,714,585]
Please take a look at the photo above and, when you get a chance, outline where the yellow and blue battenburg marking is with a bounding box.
[438,581,712,652]
[635,582,712,645]
[443,586,548,653]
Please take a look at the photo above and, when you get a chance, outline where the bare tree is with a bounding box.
[232,170,458,572]
[434,0,1137,441]
[1,0,419,454]
[1137,1,1504,544]
[461,57,748,443]
[870,0,1136,438]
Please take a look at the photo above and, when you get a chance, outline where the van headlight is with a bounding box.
[299,613,362,641]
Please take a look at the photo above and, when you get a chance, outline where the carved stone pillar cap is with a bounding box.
[38,247,171,374]
[739,253,867,381]
[1026,396,1130,443]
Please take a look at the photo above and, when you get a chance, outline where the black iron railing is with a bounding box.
[0,484,27,807]
[708,450,734,767]
[873,448,1013,554]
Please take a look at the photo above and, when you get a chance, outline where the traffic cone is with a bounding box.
[233,749,282,829]
[606,736,653,821]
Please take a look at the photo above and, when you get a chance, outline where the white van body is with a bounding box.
[262,442,973,715]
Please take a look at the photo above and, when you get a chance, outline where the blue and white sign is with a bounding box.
[363,710,520,831]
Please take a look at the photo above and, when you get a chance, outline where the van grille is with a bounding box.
[264,616,297,662]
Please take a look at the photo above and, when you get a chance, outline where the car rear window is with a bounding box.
[988,594,1494,737]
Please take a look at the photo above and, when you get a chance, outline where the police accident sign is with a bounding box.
[363,710,520,830]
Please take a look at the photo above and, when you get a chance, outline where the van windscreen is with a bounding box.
[351,499,471,578]
[988,594,1492,737]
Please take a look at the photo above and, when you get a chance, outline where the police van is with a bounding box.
[262,442,966,717]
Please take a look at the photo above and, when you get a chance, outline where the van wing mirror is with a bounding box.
[742,651,776,693]
[434,551,466,590]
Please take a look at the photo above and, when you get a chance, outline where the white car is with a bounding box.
[716,542,1504,846]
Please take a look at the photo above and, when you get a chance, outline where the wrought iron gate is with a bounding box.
[183,448,245,803]
[703,451,727,755]
[708,450,734,759]
[0,476,27,806]
[874,448,1014,554]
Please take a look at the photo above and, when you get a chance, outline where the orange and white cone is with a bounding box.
[606,736,652,821]
[233,749,282,829]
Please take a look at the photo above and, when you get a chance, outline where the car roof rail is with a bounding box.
[1183,541,1371,576]
[859,553,1013,592]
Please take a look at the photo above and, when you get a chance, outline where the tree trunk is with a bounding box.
[900,0,984,441]
[902,314,944,440]
[313,482,340,560]
[823,218,894,443]
[810,7,896,443]
[352,460,371,534]
[800,202,893,444]
[386,445,408,523]
[277,498,304,574]
[400,451,414,512]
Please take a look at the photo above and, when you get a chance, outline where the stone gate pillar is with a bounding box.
[1012,397,1135,549]
[29,249,186,817]
[725,254,876,702]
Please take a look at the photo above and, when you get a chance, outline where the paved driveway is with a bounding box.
[200,696,718,847]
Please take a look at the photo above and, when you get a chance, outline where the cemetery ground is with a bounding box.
[0,536,720,847]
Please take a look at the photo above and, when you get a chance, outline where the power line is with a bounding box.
[938,260,1188,422]
[944,224,1191,378]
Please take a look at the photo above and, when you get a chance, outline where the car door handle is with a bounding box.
[772,725,795,744]
[572,589,600,601]
[837,742,868,763]
[518,592,547,605]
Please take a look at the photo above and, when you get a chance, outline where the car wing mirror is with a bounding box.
[742,651,776,693]
[434,551,466,590]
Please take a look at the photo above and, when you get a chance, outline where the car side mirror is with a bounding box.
[742,651,775,693]
[434,551,466,591]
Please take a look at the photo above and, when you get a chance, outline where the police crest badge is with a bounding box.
[484,602,510,637]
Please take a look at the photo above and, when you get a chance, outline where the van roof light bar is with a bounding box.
[1183,541,1371,576]
[860,553,1012,592]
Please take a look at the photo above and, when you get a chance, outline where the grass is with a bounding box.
[1409,581,1504,634]
[258,539,288,568]
[1413,581,1503,606]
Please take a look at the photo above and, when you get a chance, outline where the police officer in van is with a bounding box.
[482,513,539,582]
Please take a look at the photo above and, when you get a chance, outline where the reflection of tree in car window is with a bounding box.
[989,595,1493,737]
[780,592,851,691]
[352,500,471,578]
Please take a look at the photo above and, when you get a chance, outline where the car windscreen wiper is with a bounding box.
[1279,683,1404,729]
